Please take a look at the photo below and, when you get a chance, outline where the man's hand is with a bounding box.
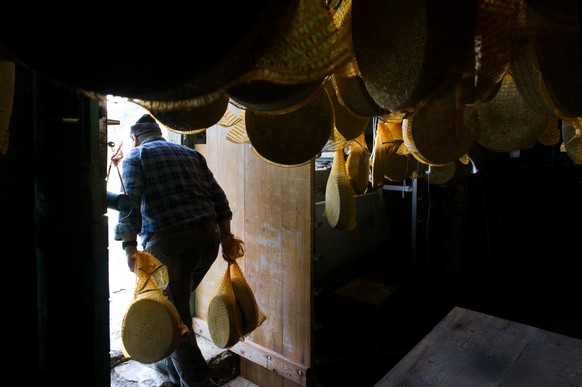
[221,233,245,262]
[111,144,124,167]
[125,247,138,272]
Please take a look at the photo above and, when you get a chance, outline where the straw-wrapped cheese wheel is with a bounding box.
[371,123,391,187]
[122,295,182,364]
[325,148,356,230]
[207,294,242,349]
[345,133,370,195]
[122,251,185,364]
[231,277,259,336]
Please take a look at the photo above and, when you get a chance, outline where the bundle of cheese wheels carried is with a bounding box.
[207,235,266,348]
[121,251,189,364]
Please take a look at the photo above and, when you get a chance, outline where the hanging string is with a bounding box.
[106,141,129,196]
[467,155,479,174]
[106,141,132,220]
[105,142,116,183]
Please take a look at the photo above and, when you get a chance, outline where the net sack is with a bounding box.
[207,241,267,348]
[207,262,243,349]
[121,251,188,364]
[229,260,267,336]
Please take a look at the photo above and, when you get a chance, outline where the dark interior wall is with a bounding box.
[448,142,582,285]
[1,64,37,385]
[1,65,110,386]
[415,142,582,337]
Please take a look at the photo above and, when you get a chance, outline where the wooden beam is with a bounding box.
[193,317,309,386]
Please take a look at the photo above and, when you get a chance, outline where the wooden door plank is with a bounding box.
[193,105,313,385]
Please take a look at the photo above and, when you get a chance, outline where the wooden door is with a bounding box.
[193,107,313,387]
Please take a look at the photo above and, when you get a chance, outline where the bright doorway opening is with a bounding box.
[105,97,149,356]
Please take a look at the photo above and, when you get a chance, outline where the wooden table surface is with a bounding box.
[376,306,582,386]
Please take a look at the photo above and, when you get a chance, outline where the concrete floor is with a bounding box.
[110,346,256,387]
[109,326,253,386]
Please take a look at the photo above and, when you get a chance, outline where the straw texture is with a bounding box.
[384,141,422,183]
[325,146,356,230]
[371,120,403,187]
[121,252,187,364]
[345,133,370,195]
[326,80,372,141]
[207,293,242,349]
[427,162,458,186]
[467,72,557,152]
[510,1,582,119]
[241,0,353,85]
[351,0,477,112]
[228,79,324,112]
[207,265,242,349]
[473,0,523,103]
[562,119,582,165]
[122,297,182,364]
[331,70,391,118]
[207,252,266,348]
[150,94,230,134]
[230,261,266,336]
[245,87,333,166]
[403,86,475,166]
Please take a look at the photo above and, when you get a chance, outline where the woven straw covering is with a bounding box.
[562,119,582,165]
[345,133,370,195]
[384,141,422,183]
[331,71,391,118]
[536,119,561,146]
[1,2,297,104]
[229,256,267,336]
[245,86,333,166]
[150,94,230,134]
[221,110,250,145]
[140,0,352,111]
[225,122,249,145]
[371,120,405,186]
[467,72,557,152]
[325,145,356,230]
[207,294,242,349]
[324,2,388,118]
[426,162,458,186]
[207,261,243,349]
[510,2,582,119]
[370,137,389,188]
[351,0,477,112]
[122,296,183,364]
[231,278,259,336]
[239,0,353,86]
[228,79,324,113]
[121,252,187,364]
[208,256,266,347]
[403,86,475,166]
[473,0,523,104]
[326,80,372,141]
[230,260,266,336]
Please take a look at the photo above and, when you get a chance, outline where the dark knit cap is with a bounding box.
[130,114,162,137]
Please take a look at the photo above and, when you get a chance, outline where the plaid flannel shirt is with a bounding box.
[114,136,232,242]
